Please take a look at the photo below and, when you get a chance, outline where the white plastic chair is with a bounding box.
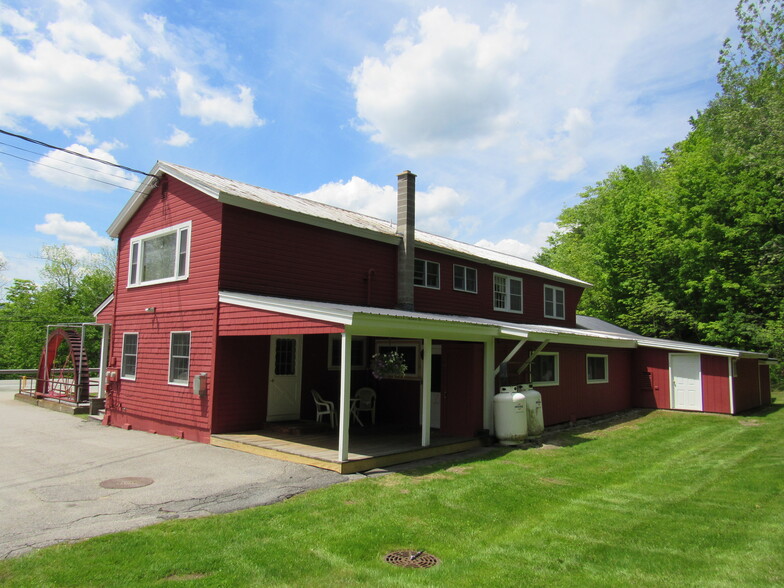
[311,389,335,428]
[353,387,377,425]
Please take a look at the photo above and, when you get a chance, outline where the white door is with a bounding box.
[267,335,303,421]
[670,354,703,411]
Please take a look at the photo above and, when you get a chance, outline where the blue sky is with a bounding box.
[0,0,740,294]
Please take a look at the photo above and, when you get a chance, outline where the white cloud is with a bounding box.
[175,70,264,128]
[35,213,113,248]
[29,144,138,192]
[299,176,469,237]
[351,5,528,157]
[162,126,195,147]
[475,221,558,261]
[0,4,143,129]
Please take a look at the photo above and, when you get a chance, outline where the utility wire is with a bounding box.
[0,128,156,178]
[0,140,143,184]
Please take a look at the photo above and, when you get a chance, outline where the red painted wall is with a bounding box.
[701,355,731,414]
[412,249,583,327]
[733,358,762,413]
[219,206,398,307]
[212,336,269,433]
[218,303,345,336]
[440,341,485,436]
[760,364,771,406]
[495,340,633,426]
[634,349,670,409]
[106,175,223,442]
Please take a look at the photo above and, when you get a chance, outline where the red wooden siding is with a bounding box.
[106,309,215,443]
[412,249,583,326]
[218,303,344,336]
[701,355,731,414]
[759,364,771,406]
[634,348,670,409]
[440,341,484,436]
[495,340,632,426]
[733,358,763,413]
[106,175,223,442]
[212,336,269,433]
[219,206,398,307]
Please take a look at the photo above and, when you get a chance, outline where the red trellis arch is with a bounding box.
[35,328,91,403]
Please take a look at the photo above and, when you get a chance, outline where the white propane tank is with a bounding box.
[520,386,544,437]
[494,386,528,445]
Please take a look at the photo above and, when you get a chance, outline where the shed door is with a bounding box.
[670,354,703,411]
[267,335,302,421]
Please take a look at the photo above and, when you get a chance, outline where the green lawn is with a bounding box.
[2,397,782,588]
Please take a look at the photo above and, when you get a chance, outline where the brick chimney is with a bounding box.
[396,170,416,311]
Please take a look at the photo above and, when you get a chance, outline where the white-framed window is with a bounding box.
[168,331,191,386]
[128,221,191,287]
[120,333,138,380]
[453,264,478,293]
[494,274,523,313]
[586,354,609,384]
[374,340,421,379]
[328,335,367,370]
[414,259,440,289]
[531,352,559,386]
[544,285,565,319]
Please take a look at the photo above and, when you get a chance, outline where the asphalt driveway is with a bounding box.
[0,381,349,559]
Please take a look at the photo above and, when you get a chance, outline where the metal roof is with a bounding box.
[108,161,590,288]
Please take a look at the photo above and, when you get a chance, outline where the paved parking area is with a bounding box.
[0,381,349,559]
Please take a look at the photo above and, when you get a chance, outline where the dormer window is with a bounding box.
[128,221,191,287]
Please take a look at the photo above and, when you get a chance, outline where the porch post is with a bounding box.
[98,324,111,399]
[337,331,352,462]
[421,338,432,447]
[483,338,496,433]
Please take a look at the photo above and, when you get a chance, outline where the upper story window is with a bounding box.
[493,273,522,313]
[453,265,478,293]
[128,221,191,287]
[414,259,440,289]
[544,285,565,319]
[531,352,559,386]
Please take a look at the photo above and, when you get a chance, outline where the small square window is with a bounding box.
[168,332,191,385]
[414,259,440,289]
[453,265,478,293]
[587,355,608,383]
[328,335,367,370]
[494,274,523,313]
[531,352,559,386]
[544,285,565,319]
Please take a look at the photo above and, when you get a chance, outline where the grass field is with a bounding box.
[1,397,782,587]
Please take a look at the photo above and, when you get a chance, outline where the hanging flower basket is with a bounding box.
[371,351,408,380]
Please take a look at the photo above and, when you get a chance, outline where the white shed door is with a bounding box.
[671,354,703,411]
[267,335,302,422]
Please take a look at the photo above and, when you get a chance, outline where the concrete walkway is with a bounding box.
[0,381,349,559]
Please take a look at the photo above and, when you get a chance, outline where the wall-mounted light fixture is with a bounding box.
[145,307,156,313]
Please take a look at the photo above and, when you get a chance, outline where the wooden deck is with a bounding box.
[211,426,484,474]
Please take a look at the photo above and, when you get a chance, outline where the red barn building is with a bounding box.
[94,162,774,473]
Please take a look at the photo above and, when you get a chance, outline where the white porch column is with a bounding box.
[483,338,496,433]
[98,324,111,399]
[337,331,352,462]
[421,338,432,447]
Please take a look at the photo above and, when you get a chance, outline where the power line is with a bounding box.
[0,128,156,179]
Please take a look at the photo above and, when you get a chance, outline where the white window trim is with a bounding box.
[531,351,559,387]
[168,331,191,387]
[586,354,609,384]
[414,259,440,289]
[453,264,478,294]
[128,221,191,288]
[374,340,422,379]
[120,332,138,381]
[493,273,523,314]
[327,334,367,370]
[544,284,566,320]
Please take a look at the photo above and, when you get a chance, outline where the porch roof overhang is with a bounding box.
[634,336,769,359]
[218,291,637,347]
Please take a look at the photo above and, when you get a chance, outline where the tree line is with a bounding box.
[537,0,783,382]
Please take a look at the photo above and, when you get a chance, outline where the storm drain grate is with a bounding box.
[100,477,154,489]
[384,550,440,569]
